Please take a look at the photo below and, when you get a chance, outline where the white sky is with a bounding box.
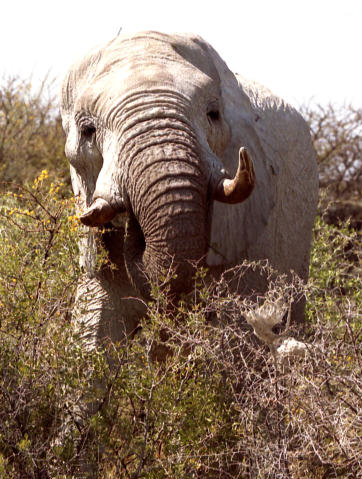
[2,0,361,108]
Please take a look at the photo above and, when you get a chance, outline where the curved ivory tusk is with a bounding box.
[80,198,119,226]
[214,147,255,204]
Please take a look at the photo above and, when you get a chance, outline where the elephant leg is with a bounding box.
[70,270,146,476]
[74,270,146,346]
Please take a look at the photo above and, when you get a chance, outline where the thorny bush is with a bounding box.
[301,103,362,230]
[0,172,360,479]
[301,103,361,203]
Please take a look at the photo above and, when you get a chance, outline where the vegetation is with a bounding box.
[0,77,360,478]
[301,103,361,203]
[301,103,362,230]
[0,75,68,185]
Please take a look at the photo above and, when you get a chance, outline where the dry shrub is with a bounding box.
[301,103,362,230]
[0,75,69,184]
[301,103,361,202]
[93,259,359,479]
[0,90,360,477]
[0,172,360,478]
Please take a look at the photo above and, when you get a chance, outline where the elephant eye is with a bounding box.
[207,108,220,123]
[81,123,96,138]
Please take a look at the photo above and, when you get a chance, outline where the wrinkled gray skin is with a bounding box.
[61,31,318,346]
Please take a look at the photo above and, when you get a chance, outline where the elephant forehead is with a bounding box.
[92,58,210,93]
[66,32,220,109]
[104,31,220,82]
[74,68,215,127]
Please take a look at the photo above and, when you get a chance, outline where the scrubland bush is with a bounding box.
[301,103,361,203]
[0,173,360,478]
[301,103,362,230]
[0,76,68,184]
[0,78,360,478]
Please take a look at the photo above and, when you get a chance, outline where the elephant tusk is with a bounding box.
[80,197,119,226]
[214,147,255,204]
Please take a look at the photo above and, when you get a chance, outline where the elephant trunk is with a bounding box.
[123,131,208,298]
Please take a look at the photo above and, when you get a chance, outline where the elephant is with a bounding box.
[60,31,318,346]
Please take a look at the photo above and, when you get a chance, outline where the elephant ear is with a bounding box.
[204,43,318,279]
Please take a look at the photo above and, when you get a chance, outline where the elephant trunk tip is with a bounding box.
[80,197,118,226]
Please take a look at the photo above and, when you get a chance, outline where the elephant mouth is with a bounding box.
[122,206,203,300]
[122,210,150,298]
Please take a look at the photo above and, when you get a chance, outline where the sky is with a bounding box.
[2,0,361,108]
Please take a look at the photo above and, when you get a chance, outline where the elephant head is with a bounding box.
[61,32,255,298]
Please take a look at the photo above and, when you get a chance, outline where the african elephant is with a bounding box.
[61,31,318,344]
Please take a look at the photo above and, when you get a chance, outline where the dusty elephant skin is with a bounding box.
[60,31,318,344]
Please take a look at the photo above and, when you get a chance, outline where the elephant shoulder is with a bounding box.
[227,73,317,197]
[208,72,318,271]
[235,73,314,156]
